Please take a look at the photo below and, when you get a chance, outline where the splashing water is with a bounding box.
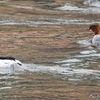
[55,0,100,13]
[84,0,100,7]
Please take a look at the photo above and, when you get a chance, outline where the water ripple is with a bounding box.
[0,39,99,82]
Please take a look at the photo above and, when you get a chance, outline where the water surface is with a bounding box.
[0,0,100,99]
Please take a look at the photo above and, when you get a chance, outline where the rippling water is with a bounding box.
[0,40,100,98]
[0,0,100,99]
[0,27,99,100]
[0,39,100,81]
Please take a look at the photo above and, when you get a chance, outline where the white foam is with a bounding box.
[73,69,100,74]
[0,87,12,90]
[55,0,100,13]
[0,62,99,81]
[68,78,81,81]
[76,53,100,58]
[0,20,60,26]
[80,50,97,54]
[22,64,100,77]
[84,7,100,13]
[55,59,82,64]
[55,3,83,11]
[55,3,84,11]
[84,0,100,7]
[10,5,33,9]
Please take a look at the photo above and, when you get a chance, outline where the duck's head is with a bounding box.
[89,24,100,35]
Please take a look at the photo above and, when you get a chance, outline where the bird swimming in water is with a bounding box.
[89,24,100,47]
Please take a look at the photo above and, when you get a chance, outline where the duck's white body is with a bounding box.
[92,34,100,46]
[0,57,22,68]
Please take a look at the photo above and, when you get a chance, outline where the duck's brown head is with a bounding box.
[89,24,100,35]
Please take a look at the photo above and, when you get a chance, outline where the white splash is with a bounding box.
[80,50,97,54]
[84,0,100,7]
[55,0,100,13]
[23,64,100,76]
[55,3,84,11]
[0,61,99,81]
[55,3,83,11]
[55,59,82,63]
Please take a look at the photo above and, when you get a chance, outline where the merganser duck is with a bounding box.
[0,57,22,67]
[89,24,100,47]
